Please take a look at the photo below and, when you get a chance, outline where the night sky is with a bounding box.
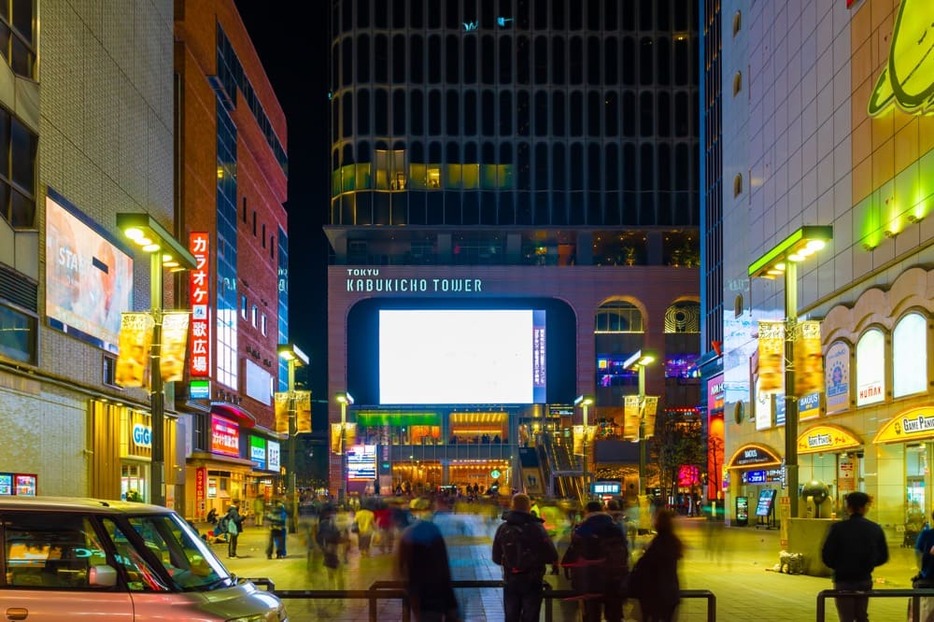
[234,2,331,411]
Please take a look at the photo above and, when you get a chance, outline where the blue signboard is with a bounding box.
[744,470,767,484]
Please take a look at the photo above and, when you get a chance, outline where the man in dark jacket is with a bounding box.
[821,491,889,622]
[562,500,630,622]
[397,499,461,621]
[493,493,559,622]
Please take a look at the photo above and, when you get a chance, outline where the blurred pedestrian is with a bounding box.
[628,508,683,622]
[354,502,376,556]
[397,499,461,621]
[224,503,243,558]
[561,500,630,622]
[912,510,934,622]
[253,496,266,527]
[492,493,558,622]
[317,505,345,590]
[266,500,288,559]
[821,491,888,622]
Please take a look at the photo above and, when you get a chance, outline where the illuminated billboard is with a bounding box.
[44,190,133,352]
[346,444,377,481]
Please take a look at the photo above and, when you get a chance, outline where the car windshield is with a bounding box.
[105,513,233,592]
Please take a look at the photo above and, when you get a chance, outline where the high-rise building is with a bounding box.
[325,0,702,499]
[0,1,181,501]
[175,0,290,518]
[0,1,289,514]
[717,0,934,534]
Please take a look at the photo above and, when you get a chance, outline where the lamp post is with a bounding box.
[748,225,832,518]
[278,343,309,533]
[574,395,594,502]
[624,350,655,496]
[116,213,196,507]
[336,392,354,504]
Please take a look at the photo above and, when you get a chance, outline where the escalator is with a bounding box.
[541,433,587,505]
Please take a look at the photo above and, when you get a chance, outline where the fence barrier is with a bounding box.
[816,588,934,622]
[246,578,716,622]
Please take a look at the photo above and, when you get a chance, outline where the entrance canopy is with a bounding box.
[874,407,934,444]
[726,443,781,469]
[797,424,861,454]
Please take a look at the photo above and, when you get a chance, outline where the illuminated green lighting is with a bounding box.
[748,225,833,278]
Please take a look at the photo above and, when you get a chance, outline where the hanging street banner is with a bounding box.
[757,321,785,394]
[794,320,824,397]
[642,396,659,438]
[115,312,154,388]
[160,312,190,383]
[623,395,641,441]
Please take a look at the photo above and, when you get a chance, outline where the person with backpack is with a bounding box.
[492,493,559,622]
[561,500,630,622]
[224,503,243,558]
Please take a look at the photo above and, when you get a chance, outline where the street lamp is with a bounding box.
[116,213,197,507]
[748,225,833,518]
[624,350,656,496]
[278,342,309,533]
[574,395,594,502]
[335,392,354,504]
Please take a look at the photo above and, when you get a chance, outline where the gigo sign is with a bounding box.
[132,424,152,448]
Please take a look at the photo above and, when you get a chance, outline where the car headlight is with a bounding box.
[225,606,288,622]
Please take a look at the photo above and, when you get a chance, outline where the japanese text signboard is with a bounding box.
[189,232,210,378]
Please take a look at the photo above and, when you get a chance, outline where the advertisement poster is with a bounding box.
[115,312,154,388]
[44,192,133,353]
[623,395,641,440]
[794,321,823,397]
[0,473,11,495]
[755,488,776,517]
[757,321,785,394]
[346,444,377,481]
[210,414,240,457]
[160,312,190,383]
[14,474,36,496]
[267,440,281,472]
[825,341,850,413]
[250,436,267,470]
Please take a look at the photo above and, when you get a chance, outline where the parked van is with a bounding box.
[0,496,288,621]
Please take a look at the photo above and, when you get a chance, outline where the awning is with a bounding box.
[726,443,782,469]
[187,451,257,469]
[210,402,257,428]
[797,424,861,454]
[874,407,934,444]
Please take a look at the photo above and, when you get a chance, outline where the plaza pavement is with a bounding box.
[202,514,921,621]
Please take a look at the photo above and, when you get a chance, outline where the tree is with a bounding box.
[707,435,724,500]
[651,413,706,501]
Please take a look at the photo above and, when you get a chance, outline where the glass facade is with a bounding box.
[214,101,238,390]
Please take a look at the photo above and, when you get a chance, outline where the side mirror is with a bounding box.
[89,565,118,587]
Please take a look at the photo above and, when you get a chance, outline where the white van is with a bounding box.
[0,496,288,621]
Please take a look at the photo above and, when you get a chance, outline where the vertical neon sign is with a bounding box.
[189,233,210,377]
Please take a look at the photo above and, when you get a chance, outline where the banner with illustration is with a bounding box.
[642,396,659,438]
[295,390,312,433]
[794,321,823,397]
[825,341,850,414]
[330,422,357,454]
[757,321,785,394]
[116,313,154,388]
[160,312,190,383]
[623,395,641,440]
[274,394,290,435]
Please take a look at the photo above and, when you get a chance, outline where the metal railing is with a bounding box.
[255,579,716,622]
[816,588,934,622]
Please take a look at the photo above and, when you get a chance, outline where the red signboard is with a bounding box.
[189,232,210,377]
[195,466,206,516]
[210,414,240,457]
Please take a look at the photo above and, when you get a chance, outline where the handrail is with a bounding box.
[816,588,934,622]
[272,580,716,622]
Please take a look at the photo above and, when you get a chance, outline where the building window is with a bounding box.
[103,354,117,386]
[241,197,247,223]
[0,0,35,79]
[733,71,742,96]
[252,211,257,235]
[733,11,742,36]
[893,312,927,398]
[262,223,267,248]
[240,294,247,319]
[251,304,258,328]
[595,301,644,333]
[261,314,267,337]
[0,107,37,229]
[733,173,743,197]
